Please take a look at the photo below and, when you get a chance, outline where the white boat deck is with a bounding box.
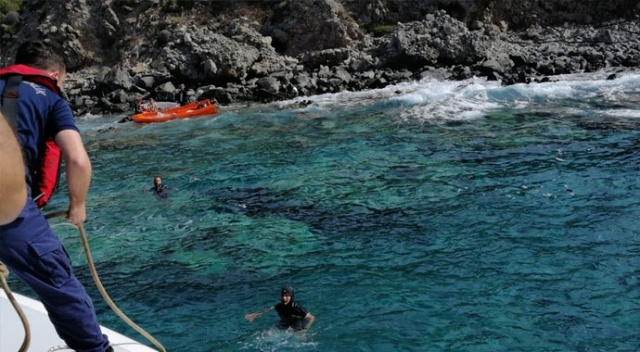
[0,290,157,352]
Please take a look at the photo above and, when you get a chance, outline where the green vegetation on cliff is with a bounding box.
[0,0,21,37]
[0,0,21,16]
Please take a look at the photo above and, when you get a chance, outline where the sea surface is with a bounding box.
[11,69,640,351]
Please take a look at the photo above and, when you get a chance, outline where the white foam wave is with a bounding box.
[600,109,640,118]
[281,69,640,122]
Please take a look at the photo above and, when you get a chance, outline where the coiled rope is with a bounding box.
[0,262,30,352]
[0,211,167,352]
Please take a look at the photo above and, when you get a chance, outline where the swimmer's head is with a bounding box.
[281,286,295,304]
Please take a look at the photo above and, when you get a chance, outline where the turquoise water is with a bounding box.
[14,71,640,351]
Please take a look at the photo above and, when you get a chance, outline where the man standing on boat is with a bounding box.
[0,41,113,352]
[177,84,188,106]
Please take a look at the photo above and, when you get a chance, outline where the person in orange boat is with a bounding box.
[147,98,158,112]
[134,98,144,113]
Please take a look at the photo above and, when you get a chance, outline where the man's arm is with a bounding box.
[302,312,315,330]
[55,129,91,226]
[245,306,274,322]
[0,113,26,224]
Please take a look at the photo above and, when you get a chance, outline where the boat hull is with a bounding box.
[0,291,158,351]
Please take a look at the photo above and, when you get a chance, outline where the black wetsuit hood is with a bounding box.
[281,286,295,302]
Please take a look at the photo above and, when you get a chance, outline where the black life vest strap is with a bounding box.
[1,75,23,129]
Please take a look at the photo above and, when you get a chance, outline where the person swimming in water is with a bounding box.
[150,176,169,199]
[245,286,315,331]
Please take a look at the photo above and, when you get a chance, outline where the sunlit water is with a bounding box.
[10,69,640,351]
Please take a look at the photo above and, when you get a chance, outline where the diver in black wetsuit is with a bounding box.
[245,286,315,331]
[150,176,169,199]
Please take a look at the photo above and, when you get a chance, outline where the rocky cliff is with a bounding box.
[1,0,639,115]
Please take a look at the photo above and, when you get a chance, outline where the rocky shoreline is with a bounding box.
[1,1,639,117]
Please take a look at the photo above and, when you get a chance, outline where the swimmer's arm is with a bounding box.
[302,312,315,330]
[245,306,274,322]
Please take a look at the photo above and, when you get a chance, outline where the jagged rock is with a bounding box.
[203,59,217,78]
[332,66,352,83]
[107,89,129,104]
[0,0,638,114]
[267,0,363,57]
[256,76,280,95]
[299,48,353,70]
[136,75,156,90]
[155,81,176,101]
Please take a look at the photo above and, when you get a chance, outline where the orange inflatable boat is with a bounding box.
[132,99,217,124]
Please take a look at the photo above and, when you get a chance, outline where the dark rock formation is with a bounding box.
[0,0,639,115]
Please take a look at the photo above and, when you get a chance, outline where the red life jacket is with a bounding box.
[0,64,63,209]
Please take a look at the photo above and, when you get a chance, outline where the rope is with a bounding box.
[45,211,167,352]
[0,262,30,352]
